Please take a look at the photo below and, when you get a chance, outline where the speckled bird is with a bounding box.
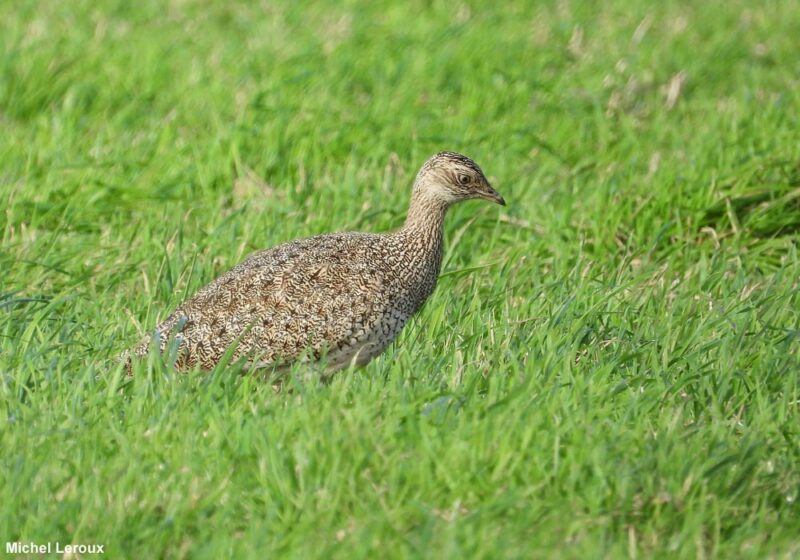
[120,151,505,374]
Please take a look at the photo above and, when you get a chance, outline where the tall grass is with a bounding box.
[1,0,798,557]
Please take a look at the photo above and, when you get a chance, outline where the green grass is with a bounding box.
[1,0,799,557]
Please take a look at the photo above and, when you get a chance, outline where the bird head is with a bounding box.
[413,151,505,206]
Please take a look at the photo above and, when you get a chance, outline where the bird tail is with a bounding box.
[114,337,152,375]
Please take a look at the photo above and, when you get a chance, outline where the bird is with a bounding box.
[120,151,505,375]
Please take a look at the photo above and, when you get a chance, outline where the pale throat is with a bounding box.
[403,186,452,232]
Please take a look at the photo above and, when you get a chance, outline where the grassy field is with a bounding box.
[1,0,799,557]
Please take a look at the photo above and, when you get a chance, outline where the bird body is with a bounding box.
[121,151,504,374]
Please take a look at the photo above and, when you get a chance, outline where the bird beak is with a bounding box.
[481,185,506,206]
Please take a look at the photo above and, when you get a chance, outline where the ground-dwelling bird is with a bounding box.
[120,151,505,375]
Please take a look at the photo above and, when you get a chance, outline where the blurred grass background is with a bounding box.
[1,0,799,557]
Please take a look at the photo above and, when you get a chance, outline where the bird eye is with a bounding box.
[458,174,470,185]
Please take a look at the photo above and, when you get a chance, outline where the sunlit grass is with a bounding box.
[1,0,799,557]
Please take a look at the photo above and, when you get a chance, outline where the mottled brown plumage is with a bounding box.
[120,151,505,374]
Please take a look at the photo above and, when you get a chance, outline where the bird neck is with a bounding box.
[403,189,449,235]
[386,188,450,308]
[398,190,448,284]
